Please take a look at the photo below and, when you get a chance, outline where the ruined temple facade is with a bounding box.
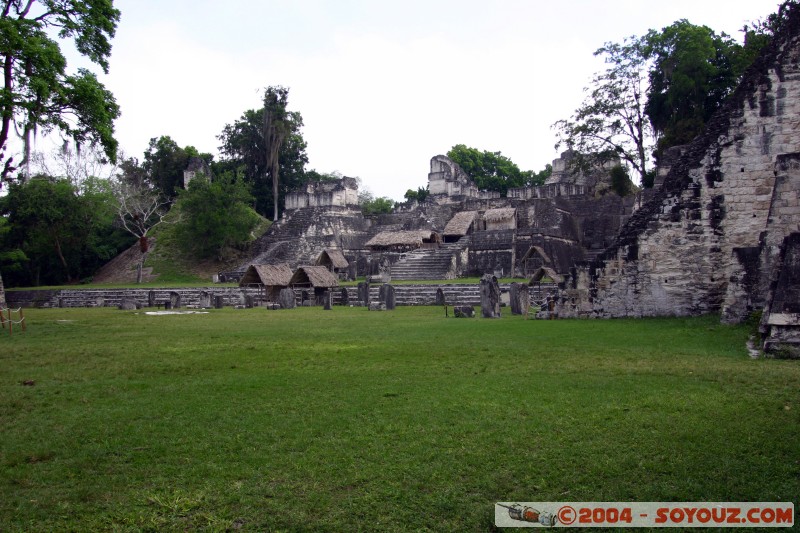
[239,3,800,355]
[244,152,646,282]
[554,2,800,355]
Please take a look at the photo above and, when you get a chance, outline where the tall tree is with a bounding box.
[553,36,652,185]
[0,0,121,298]
[263,86,290,222]
[644,20,770,152]
[0,0,121,183]
[218,87,309,219]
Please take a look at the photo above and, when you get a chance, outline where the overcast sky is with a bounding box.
[52,0,782,200]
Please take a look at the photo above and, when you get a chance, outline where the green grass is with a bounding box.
[1,308,798,531]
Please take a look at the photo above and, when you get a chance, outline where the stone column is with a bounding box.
[480,274,501,318]
[278,288,296,309]
[380,284,396,310]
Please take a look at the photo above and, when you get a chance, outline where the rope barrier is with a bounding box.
[0,307,26,335]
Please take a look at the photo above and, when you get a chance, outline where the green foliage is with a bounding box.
[403,186,429,203]
[0,0,121,180]
[522,163,552,187]
[555,10,774,185]
[1,309,798,531]
[0,176,132,286]
[360,195,394,215]
[644,20,769,153]
[446,144,526,195]
[554,36,652,184]
[141,136,211,199]
[218,86,311,220]
[173,172,261,260]
[609,164,634,196]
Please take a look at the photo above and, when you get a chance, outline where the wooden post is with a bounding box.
[20,309,25,332]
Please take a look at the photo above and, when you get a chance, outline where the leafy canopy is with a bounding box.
[0,175,131,286]
[0,0,121,182]
[218,87,309,219]
[554,15,773,185]
[446,144,548,195]
[173,171,261,260]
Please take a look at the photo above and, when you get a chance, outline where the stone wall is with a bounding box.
[284,177,359,210]
[467,230,516,276]
[555,4,800,323]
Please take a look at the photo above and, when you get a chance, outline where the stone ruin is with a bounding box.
[552,1,800,357]
[238,149,648,289]
[227,1,800,355]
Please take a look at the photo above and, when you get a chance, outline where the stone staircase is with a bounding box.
[390,240,468,280]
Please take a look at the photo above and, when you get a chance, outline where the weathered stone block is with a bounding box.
[169,291,181,309]
[379,284,396,310]
[278,288,296,309]
[480,274,501,318]
[118,298,139,310]
[453,305,475,318]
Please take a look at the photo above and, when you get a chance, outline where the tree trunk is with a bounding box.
[136,252,148,284]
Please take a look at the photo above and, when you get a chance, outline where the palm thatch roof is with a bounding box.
[483,207,516,222]
[365,230,439,248]
[316,248,349,269]
[239,263,293,287]
[443,211,478,236]
[289,266,340,288]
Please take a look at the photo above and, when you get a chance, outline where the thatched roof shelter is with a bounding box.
[365,230,440,250]
[443,211,478,237]
[239,263,293,287]
[316,248,349,270]
[483,207,516,222]
[289,266,340,288]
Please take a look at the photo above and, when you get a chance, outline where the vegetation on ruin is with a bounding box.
[554,16,775,185]
[1,309,798,531]
[446,144,551,195]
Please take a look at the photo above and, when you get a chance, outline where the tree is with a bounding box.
[446,144,526,195]
[357,188,394,215]
[29,142,117,191]
[644,20,770,153]
[218,87,309,219]
[522,164,552,187]
[553,36,652,185]
[609,164,635,196]
[111,174,170,283]
[404,186,429,203]
[555,16,773,185]
[0,0,121,183]
[173,171,260,260]
[0,175,127,285]
[0,0,121,297]
[140,136,210,199]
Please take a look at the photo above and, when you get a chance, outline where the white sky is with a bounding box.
[49,0,783,200]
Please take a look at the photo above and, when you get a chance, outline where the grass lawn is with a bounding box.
[1,308,798,531]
